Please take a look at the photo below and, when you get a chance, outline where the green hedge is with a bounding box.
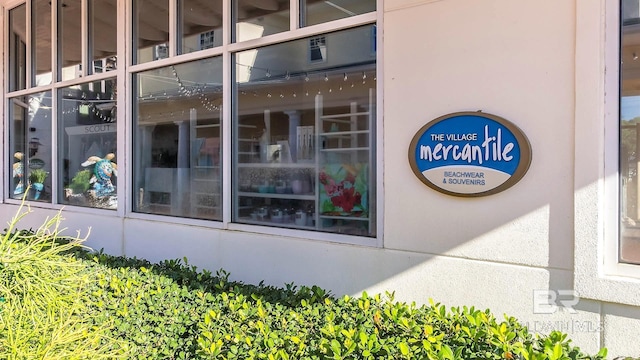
[79,253,609,360]
[1,204,613,359]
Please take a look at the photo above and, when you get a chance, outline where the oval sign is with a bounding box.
[28,158,45,169]
[408,111,532,197]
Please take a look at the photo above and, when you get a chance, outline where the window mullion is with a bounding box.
[52,0,59,82]
[25,1,32,89]
[169,0,177,57]
[82,0,89,76]
[290,0,299,30]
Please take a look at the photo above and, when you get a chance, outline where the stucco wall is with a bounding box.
[3,0,640,357]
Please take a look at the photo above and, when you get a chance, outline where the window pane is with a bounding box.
[301,0,375,27]
[180,0,222,54]
[9,4,27,92]
[134,0,170,64]
[233,25,376,236]
[233,0,290,42]
[133,58,223,220]
[90,0,117,74]
[9,92,52,202]
[33,0,52,86]
[621,11,640,264]
[59,79,117,209]
[59,0,82,81]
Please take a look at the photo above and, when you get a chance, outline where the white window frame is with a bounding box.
[1,0,383,247]
[125,1,382,247]
[575,0,640,307]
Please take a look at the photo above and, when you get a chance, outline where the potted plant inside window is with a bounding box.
[64,169,92,205]
[29,168,48,200]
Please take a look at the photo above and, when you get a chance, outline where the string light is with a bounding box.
[152,64,377,104]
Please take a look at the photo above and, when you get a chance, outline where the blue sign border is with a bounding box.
[408,111,532,197]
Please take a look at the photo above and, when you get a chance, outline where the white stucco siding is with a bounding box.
[383,0,575,270]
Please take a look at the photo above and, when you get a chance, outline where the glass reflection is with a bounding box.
[620,2,640,264]
[9,4,27,92]
[133,57,223,220]
[180,0,222,54]
[301,0,376,27]
[59,0,82,81]
[33,0,52,86]
[233,0,290,42]
[90,0,117,73]
[9,92,52,203]
[59,79,118,209]
[233,25,376,236]
[134,0,170,64]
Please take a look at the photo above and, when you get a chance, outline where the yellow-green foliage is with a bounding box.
[0,201,127,359]
[0,201,613,360]
[69,169,92,193]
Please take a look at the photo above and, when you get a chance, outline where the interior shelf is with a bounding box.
[238,191,315,200]
[233,88,375,235]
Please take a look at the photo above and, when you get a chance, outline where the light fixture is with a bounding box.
[634,52,638,61]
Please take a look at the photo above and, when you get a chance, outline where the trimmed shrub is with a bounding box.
[78,253,607,360]
[1,205,609,359]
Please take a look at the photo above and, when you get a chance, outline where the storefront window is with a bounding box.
[58,0,81,81]
[33,0,52,86]
[133,57,223,220]
[620,0,640,264]
[233,25,376,236]
[180,0,222,54]
[9,92,52,202]
[90,0,117,74]
[233,0,290,42]
[134,0,170,64]
[58,79,117,209]
[301,0,376,27]
[9,4,27,92]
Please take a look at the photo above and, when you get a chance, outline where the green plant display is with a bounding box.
[1,207,611,360]
[0,200,128,358]
[28,168,48,184]
[69,168,93,193]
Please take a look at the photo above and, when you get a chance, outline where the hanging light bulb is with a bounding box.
[324,73,329,81]
[266,69,271,77]
[285,71,290,80]
[343,73,348,81]
[362,72,367,80]
[305,73,309,82]
[634,52,638,61]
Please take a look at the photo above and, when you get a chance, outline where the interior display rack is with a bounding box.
[234,88,375,236]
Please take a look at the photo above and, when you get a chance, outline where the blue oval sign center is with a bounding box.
[409,112,531,197]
